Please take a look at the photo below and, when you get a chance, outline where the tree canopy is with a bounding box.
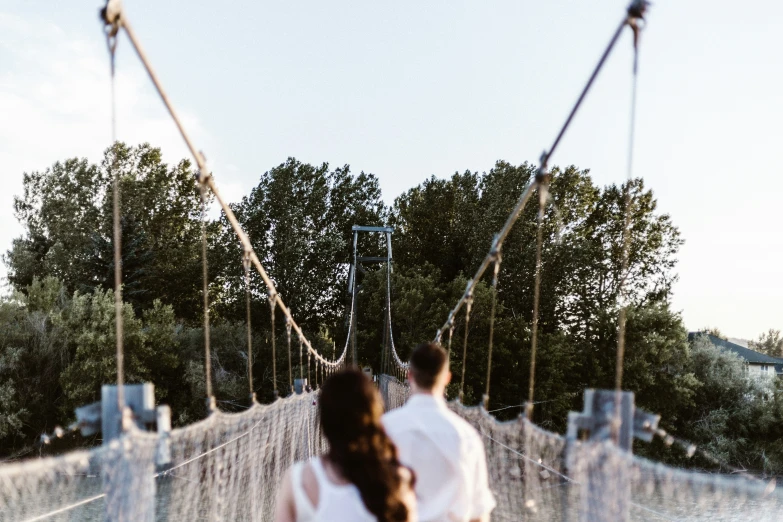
[2,145,782,474]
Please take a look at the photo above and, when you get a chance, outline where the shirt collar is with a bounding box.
[407,393,448,409]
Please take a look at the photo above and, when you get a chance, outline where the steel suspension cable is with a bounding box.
[100,0,345,379]
[433,0,645,342]
[384,257,408,374]
[433,0,648,414]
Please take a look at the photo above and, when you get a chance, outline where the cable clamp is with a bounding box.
[101,0,122,38]
[535,151,550,184]
[489,234,501,260]
[197,151,212,185]
[626,0,649,21]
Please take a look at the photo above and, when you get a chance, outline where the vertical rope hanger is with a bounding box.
[614,0,647,436]
[243,250,255,402]
[299,337,304,383]
[199,182,215,411]
[103,3,125,415]
[483,243,502,410]
[98,3,347,410]
[526,176,550,420]
[285,318,293,395]
[269,294,278,399]
[458,289,473,403]
[101,0,223,416]
[446,319,455,367]
[433,1,644,393]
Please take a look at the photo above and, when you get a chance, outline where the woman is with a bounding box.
[275,369,417,522]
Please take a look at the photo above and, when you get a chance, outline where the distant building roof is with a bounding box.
[727,337,751,348]
[689,333,783,372]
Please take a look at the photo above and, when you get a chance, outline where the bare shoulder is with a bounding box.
[397,464,414,486]
[301,460,320,507]
[397,465,418,521]
[273,468,295,522]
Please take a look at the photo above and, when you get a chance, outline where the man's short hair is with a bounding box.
[409,342,448,389]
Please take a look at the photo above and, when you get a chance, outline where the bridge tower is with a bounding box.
[349,225,394,368]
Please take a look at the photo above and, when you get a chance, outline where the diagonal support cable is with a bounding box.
[99,1,347,378]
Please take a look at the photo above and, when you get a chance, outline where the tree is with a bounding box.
[6,143,203,320]
[57,289,179,415]
[0,277,70,453]
[699,327,727,340]
[211,158,385,339]
[675,335,783,472]
[750,329,783,357]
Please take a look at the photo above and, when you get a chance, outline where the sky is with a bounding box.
[0,0,781,340]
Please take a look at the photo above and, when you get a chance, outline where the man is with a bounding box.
[382,342,496,522]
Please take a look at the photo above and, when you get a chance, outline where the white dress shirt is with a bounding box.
[382,394,496,522]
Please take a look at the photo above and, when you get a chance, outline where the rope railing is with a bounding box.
[384,256,408,376]
[433,180,538,345]
[433,0,649,416]
[99,0,347,381]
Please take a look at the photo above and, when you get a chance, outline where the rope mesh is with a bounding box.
[0,392,323,521]
[378,381,783,522]
[3,382,782,521]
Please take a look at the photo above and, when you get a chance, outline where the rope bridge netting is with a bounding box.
[2,386,782,521]
[377,378,783,522]
[2,0,783,521]
[0,393,323,521]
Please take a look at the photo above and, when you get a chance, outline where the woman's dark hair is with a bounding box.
[319,369,410,522]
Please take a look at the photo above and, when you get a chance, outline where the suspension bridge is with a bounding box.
[1,0,782,520]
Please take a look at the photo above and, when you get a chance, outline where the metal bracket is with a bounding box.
[73,383,173,465]
[566,389,660,451]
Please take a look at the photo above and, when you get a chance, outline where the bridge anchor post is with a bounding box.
[73,383,171,521]
[565,389,660,522]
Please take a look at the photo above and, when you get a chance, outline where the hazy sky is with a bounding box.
[1,1,781,339]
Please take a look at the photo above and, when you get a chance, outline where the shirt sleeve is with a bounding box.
[469,437,496,519]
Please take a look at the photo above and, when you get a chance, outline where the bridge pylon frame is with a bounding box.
[349,225,394,368]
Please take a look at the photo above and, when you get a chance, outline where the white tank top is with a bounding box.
[291,457,376,522]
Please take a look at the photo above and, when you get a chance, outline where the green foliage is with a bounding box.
[57,289,180,415]
[676,335,783,472]
[0,277,70,451]
[6,143,203,320]
[4,149,782,474]
[699,327,727,340]
[750,329,783,357]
